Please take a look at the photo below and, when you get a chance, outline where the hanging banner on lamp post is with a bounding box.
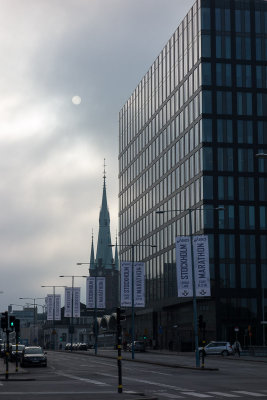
[47,295,54,320]
[64,287,80,317]
[54,294,61,320]
[86,277,106,309]
[73,287,81,317]
[97,277,106,308]
[86,277,95,308]
[134,262,145,307]
[121,261,145,307]
[121,262,132,307]
[193,235,210,297]
[176,236,193,297]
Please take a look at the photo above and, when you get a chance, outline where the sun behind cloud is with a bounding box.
[72,95,81,105]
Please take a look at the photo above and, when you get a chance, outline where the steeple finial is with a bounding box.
[103,158,106,186]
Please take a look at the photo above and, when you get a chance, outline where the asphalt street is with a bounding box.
[0,349,267,399]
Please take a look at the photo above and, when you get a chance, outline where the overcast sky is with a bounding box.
[0,0,195,311]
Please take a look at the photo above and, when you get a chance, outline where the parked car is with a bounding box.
[78,343,87,351]
[20,346,47,367]
[199,341,233,357]
[10,344,25,361]
[128,341,146,352]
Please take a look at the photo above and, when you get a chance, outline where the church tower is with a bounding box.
[89,162,119,311]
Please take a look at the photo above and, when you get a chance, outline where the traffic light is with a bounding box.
[1,311,8,332]
[198,315,203,329]
[9,316,16,331]
[14,319,20,333]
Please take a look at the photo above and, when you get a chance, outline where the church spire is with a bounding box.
[89,230,95,271]
[96,160,113,269]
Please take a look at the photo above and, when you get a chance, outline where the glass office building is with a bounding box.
[119,0,267,349]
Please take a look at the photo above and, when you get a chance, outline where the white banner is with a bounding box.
[121,262,132,307]
[46,294,61,320]
[54,294,61,320]
[134,262,145,307]
[97,277,106,308]
[47,295,54,320]
[193,235,210,297]
[64,287,80,317]
[176,236,193,297]
[64,287,72,317]
[86,277,95,308]
[121,261,145,307]
[86,277,106,309]
[73,287,80,317]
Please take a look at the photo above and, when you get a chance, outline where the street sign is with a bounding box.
[261,321,267,324]
[234,327,239,332]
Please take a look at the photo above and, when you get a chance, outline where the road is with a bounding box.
[0,350,267,399]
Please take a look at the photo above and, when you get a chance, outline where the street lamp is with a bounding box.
[77,262,99,355]
[41,285,66,350]
[109,243,156,360]
[59,275,87,351]
[19,297,45,326]
[19,297,45,346]
[156,206,224,368]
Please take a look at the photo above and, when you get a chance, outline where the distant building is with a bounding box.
[90,169,119,312]
[119,0,267,349]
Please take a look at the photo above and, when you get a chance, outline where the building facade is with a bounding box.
[119,0,267,349]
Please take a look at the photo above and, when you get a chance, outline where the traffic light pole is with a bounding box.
[117,307,123,393]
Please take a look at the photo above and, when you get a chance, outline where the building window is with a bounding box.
[237,92,252,115]
[217,91,232,114]
[218,176,234,200]
[239,177,254,201]
[216,63,232,86]
[236,65,252,87]
[241,264,256,289]
[202,147,213,171]
[217,119,233,143]
[220,264,236,288]
[238,148,254,172]
[239,207,255,229]
[237,120,253,144]
[218,148,234,171]
[202,62,211,85]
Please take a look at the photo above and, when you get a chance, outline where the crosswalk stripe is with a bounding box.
[181,393,212,398]
[232,391,267,397]
[208,392,240,397]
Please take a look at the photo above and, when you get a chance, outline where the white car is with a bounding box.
[199,341,233,356]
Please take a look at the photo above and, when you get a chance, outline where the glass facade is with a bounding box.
[119,0,267,348]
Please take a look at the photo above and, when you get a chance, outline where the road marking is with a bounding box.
[208,393,240,398]
[97,372,192,392]
[0,391,115,395]
[159,393,184,398]
[55,371,110,386]
[232,391,267,397]
[181,393,212,398]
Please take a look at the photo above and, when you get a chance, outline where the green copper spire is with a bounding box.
[90,230,95,270]
[95,161,113,269]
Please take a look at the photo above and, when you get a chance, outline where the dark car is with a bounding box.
[10,344,25,362]
[128,341,146,352]
[20,346,47,367]
[78,343,87,351]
